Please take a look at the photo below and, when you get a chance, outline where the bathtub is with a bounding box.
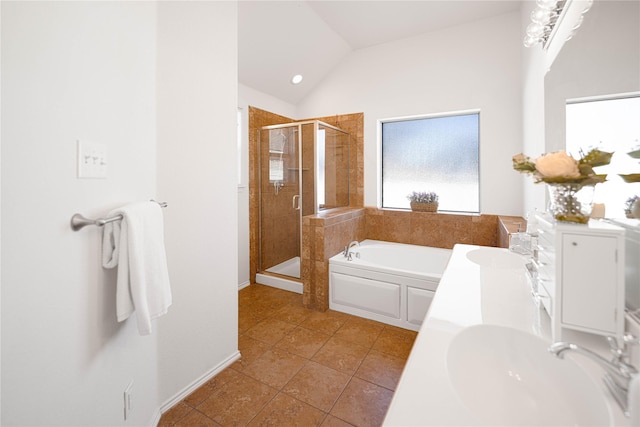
[329,240,452,331]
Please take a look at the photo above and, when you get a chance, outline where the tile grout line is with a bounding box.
[163,285,414,426]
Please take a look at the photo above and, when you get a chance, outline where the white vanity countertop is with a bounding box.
[383,243,630,427]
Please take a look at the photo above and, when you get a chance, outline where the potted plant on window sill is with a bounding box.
[408,191,439,212]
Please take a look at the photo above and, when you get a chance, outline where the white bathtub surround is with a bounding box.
[256,256,303,294]
[266,256,300,278]
[255,272,303,294]
[384,244,632,426]
[329,240,452,331]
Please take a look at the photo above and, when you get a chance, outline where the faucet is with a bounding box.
[343,241,360,261]
[549,334,639,417]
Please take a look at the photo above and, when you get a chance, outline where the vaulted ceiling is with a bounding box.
[238,1,523,104]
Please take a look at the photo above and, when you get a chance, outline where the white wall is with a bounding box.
[520,0,640,216]
[156,1,239,408]
[0,3,3,423]
[520,1,549,215]
[1,2,160,425]
[544,0,640,153]
[296,12,524,216]
[237,84,296,287]
[2,1,239,424]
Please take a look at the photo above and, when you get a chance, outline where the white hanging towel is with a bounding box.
[102,201,172,335]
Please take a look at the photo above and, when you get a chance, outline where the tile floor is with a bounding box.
[159,284,417,426]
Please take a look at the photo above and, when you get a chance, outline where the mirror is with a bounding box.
[544,0,640,316]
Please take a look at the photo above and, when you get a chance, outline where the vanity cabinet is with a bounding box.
[534,213,625,341]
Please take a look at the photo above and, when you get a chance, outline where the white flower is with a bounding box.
[534,151,581,179]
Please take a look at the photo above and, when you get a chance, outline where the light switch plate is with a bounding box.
[77,140,107,179]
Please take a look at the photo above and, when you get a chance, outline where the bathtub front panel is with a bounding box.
[330,272,401,319]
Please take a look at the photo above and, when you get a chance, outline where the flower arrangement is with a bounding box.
[625,195,639,218]
[512,148,613,224]
[407,191,439,204]
[620,147,640,183]
[512,148,612,185]
[408,191,439,212]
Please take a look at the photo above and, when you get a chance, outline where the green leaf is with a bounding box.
[627,149,640,159]
[580,149,613,167]
[619,174,640,183]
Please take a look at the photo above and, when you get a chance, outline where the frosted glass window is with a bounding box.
[382,113,480,212]
[566,95,640,218]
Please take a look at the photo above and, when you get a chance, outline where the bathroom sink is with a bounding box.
[465,248,524,270]
[446,325,611,426]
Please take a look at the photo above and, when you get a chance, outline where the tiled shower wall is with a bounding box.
[249,108,364,286]
[301,208,366,311]
[364,208,499,248]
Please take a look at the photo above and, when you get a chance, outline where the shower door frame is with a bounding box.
[258,120,348,280]
[258,121,305,279]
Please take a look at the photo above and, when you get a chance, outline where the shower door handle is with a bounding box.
[292,195,300,210]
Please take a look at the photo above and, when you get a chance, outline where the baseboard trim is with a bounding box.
[157,350,241,422]
[238,280,251,291]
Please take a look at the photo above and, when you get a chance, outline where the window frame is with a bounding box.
[377,109,481,213]
[566,92,640,219]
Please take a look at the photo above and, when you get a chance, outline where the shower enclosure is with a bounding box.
[256,120,350,291]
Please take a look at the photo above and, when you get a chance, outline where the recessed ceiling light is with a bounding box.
[291,74,303,85]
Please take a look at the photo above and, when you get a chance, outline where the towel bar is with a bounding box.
[70,200,168,231]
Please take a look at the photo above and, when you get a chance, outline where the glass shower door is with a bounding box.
[258,124,302,279]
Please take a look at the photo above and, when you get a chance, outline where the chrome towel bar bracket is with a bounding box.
[70,200,168,231]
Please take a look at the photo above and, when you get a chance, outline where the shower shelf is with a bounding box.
[269,150,284,154]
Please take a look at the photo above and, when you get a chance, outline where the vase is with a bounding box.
[632,199,640,219]
[546,184,594,224]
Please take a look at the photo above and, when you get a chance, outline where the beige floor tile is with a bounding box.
[271,303,314,325]
[175,409,221,426]
[330,377,394,427]
[299,310,350,335]
[205,367,241,389]
[196,373,277,426]
[184,367,242,407]
[247,392,326,427]
[247,302,280,321]
[287,292,305,306]
[242,348,307,389]
[372,327,416,359]
[238,310,262,334]
[320,414,354,427]
[275,326,331,359]
[233,335,270,371]
[158,402,192,426]
[245,317,297,345]
[183,384,216,408]
[354,350,405,391]
[283,361,351,412]
[161,284,416,427]
[333,318,384,348]
[382,324,418,342]
[312,336,369,374]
